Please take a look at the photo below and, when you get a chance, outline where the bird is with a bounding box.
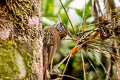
[43,15,67,80]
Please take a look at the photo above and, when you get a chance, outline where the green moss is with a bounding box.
[0,39,32,79]
[0,39,18,79]
[16,41,33,78]
[5,0,36,30]
[3,0,40,40]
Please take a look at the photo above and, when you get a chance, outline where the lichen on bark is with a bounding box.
[0,0,43,79]
[0,39,33,79]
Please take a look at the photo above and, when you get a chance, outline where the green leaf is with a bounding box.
[85,1,91,19]
[60,64,65,70]
[75,9,83,17]
[58,0,73,13]
[42,0,54,15]
[60,13,69,25]
[75,1,91,19]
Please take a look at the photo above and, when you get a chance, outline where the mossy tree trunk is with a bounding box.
[0,0,43,80]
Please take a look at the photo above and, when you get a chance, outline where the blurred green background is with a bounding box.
[41,0,119,79]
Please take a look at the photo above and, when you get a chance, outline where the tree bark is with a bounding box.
[0,0,43,80]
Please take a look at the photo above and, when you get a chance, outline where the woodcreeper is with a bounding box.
[43,16,67,80]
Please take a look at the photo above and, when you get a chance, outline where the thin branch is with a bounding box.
[78,0,86,35]
[92,51,111,80]
[59,74,80,80]
[105,56,112,80]
[50,73,80,80]
[88,45,117,65]
[59,0,75,34]
[64,38,77,41]
[96,0,103,16]
[85,49,101,79]
[91,0,98,20]
[81,50,87,80]
[51,54,70,73]
[61,54,72,79]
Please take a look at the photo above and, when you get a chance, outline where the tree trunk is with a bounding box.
[0,0,43,80]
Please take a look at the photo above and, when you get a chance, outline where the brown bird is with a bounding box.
[43,16,67,80]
